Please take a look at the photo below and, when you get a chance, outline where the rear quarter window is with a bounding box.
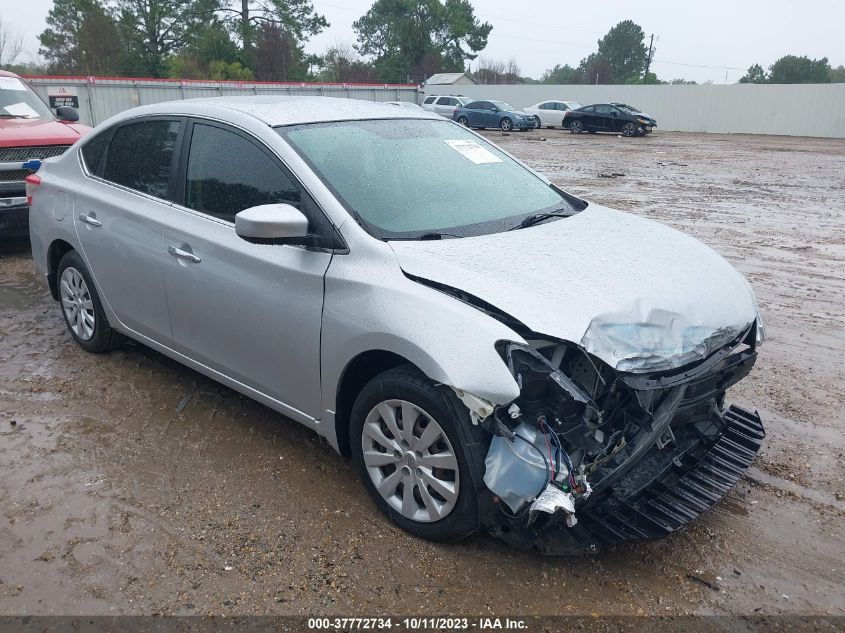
[80,132,110,176]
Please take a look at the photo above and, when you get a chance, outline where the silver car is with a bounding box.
[29,97,765,553]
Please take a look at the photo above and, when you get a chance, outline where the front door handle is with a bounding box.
[79,213,101,227]
[168,245,201,263]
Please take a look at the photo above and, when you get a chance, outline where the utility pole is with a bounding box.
[643,33,654,84]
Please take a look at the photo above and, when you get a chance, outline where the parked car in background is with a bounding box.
[453,100,535,132]
[421,95,475,119]
[386,101,425,110]
[1,70,89,236]
[524,100,583,129]
[29,96,764,553]
[565,103,657,137]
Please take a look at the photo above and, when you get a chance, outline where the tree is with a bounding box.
[768,55,830,83]
[353,0,491,83]
[318,43,378,83]
[252,23,308,80]
[167,0,243,78]
[213,0,327,60]
[541,64,581,84]
[578,52,612,84]
[39,0,125,74]
[472,57,521,84]
[596,20,647,83]
[668,78,697,84]
[116,0,195,76]
[0,18,24,68]
[831,65,845,83]
[627,71,662,84]
[739,63,766,83]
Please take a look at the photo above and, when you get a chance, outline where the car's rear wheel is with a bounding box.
[57,250,121,353]
[350,365,480,542]
[457,115,468,126]
[570,120,584,134]
[622,122,637,137]
[500,118,513,132]
[534,116,542,129]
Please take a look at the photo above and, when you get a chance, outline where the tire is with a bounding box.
[57,250,121,353]
[350,365,482,542]
[457,116,468,126]
[500,117,513,132]
[534,116,542,129]
[569,120,584,134]
[622,121,637,137]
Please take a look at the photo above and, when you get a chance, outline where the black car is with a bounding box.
[565,103,657,137]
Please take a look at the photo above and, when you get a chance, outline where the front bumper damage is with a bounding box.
[472,326,765,554]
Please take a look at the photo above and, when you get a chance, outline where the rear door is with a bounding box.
[163,120,334,418]
[74,117,183,342]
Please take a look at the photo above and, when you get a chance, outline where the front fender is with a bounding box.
[321,252,524,419]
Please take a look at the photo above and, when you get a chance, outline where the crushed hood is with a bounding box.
[389,204,756,373]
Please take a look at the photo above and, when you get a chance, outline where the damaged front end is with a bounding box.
[473,325,765,554]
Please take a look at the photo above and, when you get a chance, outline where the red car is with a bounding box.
[1,70,91,236]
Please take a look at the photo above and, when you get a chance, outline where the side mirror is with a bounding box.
[56,106,79,122]
[491,107,499,113]
[235,203,308,240]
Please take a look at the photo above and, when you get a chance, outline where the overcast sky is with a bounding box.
[5,0,844,83]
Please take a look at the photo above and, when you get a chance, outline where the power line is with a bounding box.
[652,59,746,71]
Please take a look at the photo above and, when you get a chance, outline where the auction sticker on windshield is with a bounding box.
[444,139,502,164]
[0,77,28,91]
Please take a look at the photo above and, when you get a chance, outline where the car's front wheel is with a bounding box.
[500,117,513,132]
[57,250,121,353]
[622,121,637,137]
[350,365,480,542]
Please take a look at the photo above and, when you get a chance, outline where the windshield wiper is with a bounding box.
[509,209,573,231]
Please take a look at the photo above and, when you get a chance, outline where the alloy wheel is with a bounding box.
[60,267,95,340]
[501,118,513,132]
[361,399,460,523]
[623,122,637,137]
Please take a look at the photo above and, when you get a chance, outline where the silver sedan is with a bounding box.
[28,96,766,553]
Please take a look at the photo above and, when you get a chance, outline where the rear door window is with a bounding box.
[103,120,182,199]
[423,96,436,104]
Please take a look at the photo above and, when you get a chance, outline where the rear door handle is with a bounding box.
[78,213,101,227]
[168,245,201,263]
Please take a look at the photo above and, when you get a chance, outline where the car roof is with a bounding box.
[0,70,21,78]
[111,96,442,127]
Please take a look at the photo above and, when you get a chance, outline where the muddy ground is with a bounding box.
[0,130,843,617]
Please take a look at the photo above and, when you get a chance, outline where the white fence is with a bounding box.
[423,83,845,138]
[24,76,422,127]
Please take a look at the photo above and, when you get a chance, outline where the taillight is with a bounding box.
[25,174,41,206]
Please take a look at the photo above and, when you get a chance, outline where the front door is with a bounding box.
[163,121,332,418]
[74,118,183,342]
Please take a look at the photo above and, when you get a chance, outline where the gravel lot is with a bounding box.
[1,130,843,617]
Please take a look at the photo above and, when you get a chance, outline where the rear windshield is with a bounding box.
[0,76,54,121]
[278,118,573,239]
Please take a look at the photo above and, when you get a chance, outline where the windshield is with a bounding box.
[0,76,54,120]
[279,119,572,239]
